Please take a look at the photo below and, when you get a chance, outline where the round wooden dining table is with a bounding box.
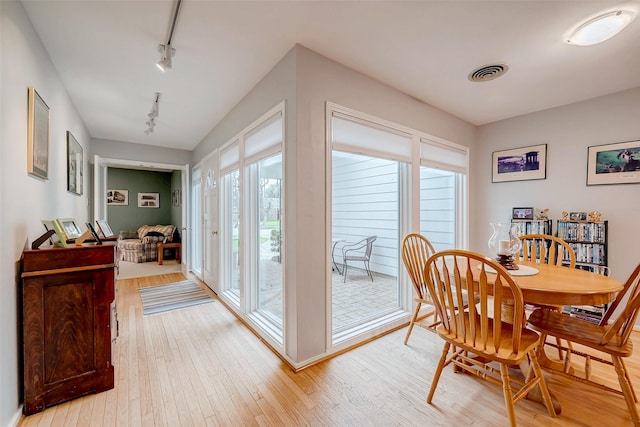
[498,260,623,307]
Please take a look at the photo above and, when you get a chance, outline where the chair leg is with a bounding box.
[500,363,517,427]
[620,358,638,403]
[343,261,348,283]
[404,302,422,345]
[528,350,556,418]
[612,356,640,425]
[427,342,450,404]
[365,260,373,281]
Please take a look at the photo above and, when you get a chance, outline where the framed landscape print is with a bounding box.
[67,131,83,195]
[138,192,159,208]
[492,144,547,183]
[587,140,640,185]
[27,87,50,180]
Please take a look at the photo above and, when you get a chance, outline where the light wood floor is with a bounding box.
[19,272,640,426]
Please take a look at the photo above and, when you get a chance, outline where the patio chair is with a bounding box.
[342,235,377,282]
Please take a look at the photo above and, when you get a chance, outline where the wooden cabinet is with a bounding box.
[20,244,116,415]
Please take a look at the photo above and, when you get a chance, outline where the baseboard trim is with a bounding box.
[9,405,23,427]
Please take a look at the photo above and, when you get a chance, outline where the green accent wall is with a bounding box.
[107,168,176,234]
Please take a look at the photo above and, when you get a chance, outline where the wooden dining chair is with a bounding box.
[528,262,640,426]
[423,249,555,426]
[516,233,576,267]
[400,233,437,344]
[517,233,576,359]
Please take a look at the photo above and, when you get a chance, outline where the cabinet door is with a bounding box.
[22,268,114,415]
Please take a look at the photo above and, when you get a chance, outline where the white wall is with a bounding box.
[1,2,92,425]
[473,88,640,283]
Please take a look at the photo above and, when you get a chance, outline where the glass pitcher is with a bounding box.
[488,222,522,269]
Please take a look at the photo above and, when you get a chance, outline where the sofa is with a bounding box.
[117,224,176,263]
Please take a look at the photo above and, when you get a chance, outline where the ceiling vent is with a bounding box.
[468,63,509,82]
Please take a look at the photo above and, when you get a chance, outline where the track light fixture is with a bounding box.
[145,92,160,135]
[156,0,182,72]
[156,43,175,72]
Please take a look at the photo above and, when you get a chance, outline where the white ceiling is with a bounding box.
[22,0,640,151]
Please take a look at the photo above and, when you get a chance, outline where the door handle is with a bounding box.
[212,231,218,236]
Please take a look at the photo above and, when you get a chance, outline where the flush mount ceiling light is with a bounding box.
[565,10,635,45]
[467,63,509,82]
[145,92,160,135]
[156,0,182,71]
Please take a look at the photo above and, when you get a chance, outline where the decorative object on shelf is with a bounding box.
[587,139,640,185]
[107,189,128,205]
[569,212,587,221]
[27,87,50,180]
[66,131,83,195]
[488,222,521,270]
[561,211,569,221]
[491,144,547,183]
[138,192,160,208]
[535,208,549,220]
[588,211,602,222]
[512,207,533,220]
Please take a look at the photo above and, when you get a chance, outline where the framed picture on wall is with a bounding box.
[67,131,83,195]
[138,192,159,208]
[492,144,547,183]
[172,189,181,207]
[27,87,50,180]
[587,140,640,185]
[107,189,128,205]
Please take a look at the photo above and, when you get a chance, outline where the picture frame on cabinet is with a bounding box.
[96,219,115,238]
[587,140,640,185]
[27,87,50,180]
[492,144,547,183]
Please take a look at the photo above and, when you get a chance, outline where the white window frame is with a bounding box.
[326,102,469,349]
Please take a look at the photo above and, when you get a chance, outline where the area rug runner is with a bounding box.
[138,280,214,316]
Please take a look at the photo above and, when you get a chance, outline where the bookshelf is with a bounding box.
[557,219,609,323]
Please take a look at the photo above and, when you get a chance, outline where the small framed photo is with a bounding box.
[107,189,128,205]
[492,144,547,183]
[569,212,587,221]
[512,207,534,220]
[587,140,640,185]
[96,219,115,238]
[27,87,50,180]
[138,192,159,208]
[55,218,82,240]
[67,131,83,195]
